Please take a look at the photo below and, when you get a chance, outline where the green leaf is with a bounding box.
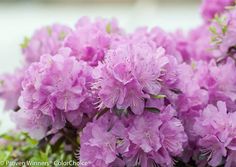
[0,151,11,161]
[20,37,30,49]
[0,134,15,141]
[47,26,52,36]
[106,23,112,33]
[145,107,160,113]
[45,145,51,156]
[151,94,166,99]
[209,26,217,35]
[222,25,228,34]
[26,137,38,145]
[58,31,66,40]
[39,151,49,161]
[191,61,196,69]
[59,152,65,161]
[0,131,75,163]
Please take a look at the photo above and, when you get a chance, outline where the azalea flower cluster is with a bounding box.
[1,0,236,166]
[80,108,187,167]
[193,101,236,167]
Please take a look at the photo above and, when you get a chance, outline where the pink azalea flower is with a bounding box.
[22,24,72,64]
[0,68,25,110]
[14,47,96,139]
[193,101,236,166]
[80,113,130,166]
[94,41,176,115]
[64,17,121,66]
[201,0,234,21]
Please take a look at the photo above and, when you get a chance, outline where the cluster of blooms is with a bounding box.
[22,24,72,64]
[174,25,214,62]
[200,0,235,22]
[2,0,236,166]
[209,6,236,63]
[174,2,236,166]
[13,48,96,139]
[94,42,179,115]
[0,68,25,111]
[193,101,236,167]
[65,17,121,66]
[80,107,187,167]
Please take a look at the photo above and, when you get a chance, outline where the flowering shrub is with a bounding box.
[1,1,236,167]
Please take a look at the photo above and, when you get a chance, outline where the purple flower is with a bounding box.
[226,151,236,167]
[176,62,209,114]
[176,58,236,156]
[3,14,236,167]
[80,106,187,167]
[128,113,162,153]
[12,109,52,139]
[177,58,236,114]
[127,106,187,167]
[0,68,25,110]
[201,0,234,21]
[174,25,215,62]
[94,41,177,115]
[64,17,121,66]
[131,27,179,56]
[80,112,130,166]
[216,9,236,59]
[14,47,96,139]
[193,101,236,166]
[208,8,236,61]
[22,24,72,64]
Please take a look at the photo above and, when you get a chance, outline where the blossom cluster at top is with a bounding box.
[1,0,236,166]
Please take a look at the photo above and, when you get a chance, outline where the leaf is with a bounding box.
[39,151,49,161]
[151,94,166,99]
[145,107,160,113]
[222,25,228,34]
[47,26,52,36]
[209,26,217,35]
[26,137,38,145]
[0,131,74,163]
[58,31,66,40]
[20,37,30,49]
[106,23,112,33]
[191,61,196,69]
[59,152,65,161]
[45,145,51,156]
